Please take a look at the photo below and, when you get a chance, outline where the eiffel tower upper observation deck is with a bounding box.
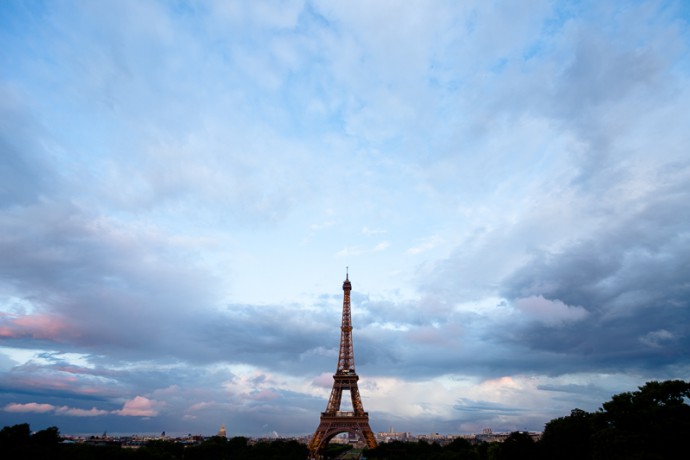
[307,272,377,459]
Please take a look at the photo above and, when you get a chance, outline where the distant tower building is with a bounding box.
[308,272,377,459]
[218,425,227,438]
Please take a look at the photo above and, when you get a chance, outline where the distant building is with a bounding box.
[218,425,227,438]
[376,426,412,443]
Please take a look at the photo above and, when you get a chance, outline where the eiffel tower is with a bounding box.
[308,272,377,459]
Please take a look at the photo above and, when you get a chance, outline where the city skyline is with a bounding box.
[2,0,690,437]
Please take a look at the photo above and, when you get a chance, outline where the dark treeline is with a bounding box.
[0,429,307,460]
[2,380,688,460]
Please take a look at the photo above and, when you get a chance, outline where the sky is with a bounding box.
[1,0,689,438]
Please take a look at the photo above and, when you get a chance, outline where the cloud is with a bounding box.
[114,396,161,417]
[4,402,55,413]
[311,373,333,390]
[362,226,387,236]
[310,220,336,231]
[0,200,234,364]
[512,296,589,325]
[336,242,390,257]
[405,323,462,347]
[374,241,390,251]
[454,398,526,415]
[55,406,110,417]
[639,329,675,348]
[247,389,280,402]
[4,402,110,417]
[407,235,444,255]
[0,314,72,340]
[0,84,56,207]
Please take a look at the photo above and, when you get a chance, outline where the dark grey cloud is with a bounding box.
[500,178,690,369]
[409,173,690,379]
[0,202,216,350]
[536,382,618,407]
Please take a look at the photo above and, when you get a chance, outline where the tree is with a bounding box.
[249,439,308,460]
[32,426,61,446]
[440,437,479,460]
[0,423,31,447]
[592,380,690,460]
[0,424,63,460]
[541,408,594,460]
[185,436,228,460]
[364,440,441,460]
[137,439,184,459]
[492,431,540,460]
[226,436,250,457]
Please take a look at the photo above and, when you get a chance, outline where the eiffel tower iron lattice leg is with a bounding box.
[308,273,377,459]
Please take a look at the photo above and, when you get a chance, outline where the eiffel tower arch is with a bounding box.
[308,273,377,459]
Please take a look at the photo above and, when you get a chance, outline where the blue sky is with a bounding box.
[1,0,689,437]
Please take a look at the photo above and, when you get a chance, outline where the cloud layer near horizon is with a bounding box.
[1,0,689,437]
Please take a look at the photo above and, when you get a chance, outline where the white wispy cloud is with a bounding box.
[406,235,444,255]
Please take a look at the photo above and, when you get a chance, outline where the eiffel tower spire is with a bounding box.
[308,273,377,459]
[336,270,355,374]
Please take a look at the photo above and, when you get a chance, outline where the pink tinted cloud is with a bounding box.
[55,406,110,417]
[0,314,72,340]
[311,372,333,389]
[114,396,161,417]
[4,402,112,417]
[248,389,279,401]
[188,401,218,411]
[4,402,55,413]
[406,322,462,346]
[7,366,105,394]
